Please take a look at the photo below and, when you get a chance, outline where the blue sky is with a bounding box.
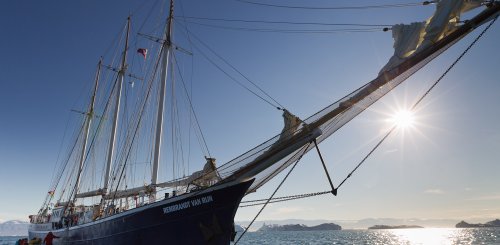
[1,0,499,224]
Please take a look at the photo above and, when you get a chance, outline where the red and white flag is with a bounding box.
[137,48,148,59]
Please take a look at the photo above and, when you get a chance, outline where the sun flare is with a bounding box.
[389,109,415,129]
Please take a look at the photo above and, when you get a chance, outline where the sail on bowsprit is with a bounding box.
[215,1,500,193]
[381,0,484,72]
[28,1,500,244]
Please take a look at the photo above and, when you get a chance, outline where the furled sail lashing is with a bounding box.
[381,0,482,73]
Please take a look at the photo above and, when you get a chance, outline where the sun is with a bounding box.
[389,109,415,129]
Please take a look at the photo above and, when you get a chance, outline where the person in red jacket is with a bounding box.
[43,232,59,245]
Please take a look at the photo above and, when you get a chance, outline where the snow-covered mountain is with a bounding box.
[0,220,28,236]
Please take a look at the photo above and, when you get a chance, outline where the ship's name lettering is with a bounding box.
[162,195,213,214]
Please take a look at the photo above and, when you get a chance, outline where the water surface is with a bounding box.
[233,228,500,244]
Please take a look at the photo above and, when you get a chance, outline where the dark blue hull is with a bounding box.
[29,180,252,244]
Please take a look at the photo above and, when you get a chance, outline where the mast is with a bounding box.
[151,0,174,187]
[103,16,130,194]
[73,59,101,200]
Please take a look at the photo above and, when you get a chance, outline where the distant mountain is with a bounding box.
[368,225,423,229]
[0,220,28,236]
[234,224,245,233]
[354,218,455,228]
[258,223,341,232]
[456,219,500,228]
[236,218,460,230]
[486,219,500,226]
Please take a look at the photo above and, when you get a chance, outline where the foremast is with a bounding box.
[73,59,101,201]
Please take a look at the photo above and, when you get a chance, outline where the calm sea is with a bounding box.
[0,236,25,245]
[232,228,500,245]
[1,228,499,244]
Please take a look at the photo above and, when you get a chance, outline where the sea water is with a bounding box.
[1,228,499,244]
[0,236,25,245]
[233,228,500,244]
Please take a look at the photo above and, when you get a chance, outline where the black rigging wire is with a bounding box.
[181,21,383,34]
[234,0,435,10]
[240,190,331,207]
[176,16,392,27]
[39,119,86,214]
[234,143,311,244]
[176,20,285,110]
[177,0,197,174]
[171,52,212,158]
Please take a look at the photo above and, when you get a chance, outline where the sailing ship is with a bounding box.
[28,0,500,244]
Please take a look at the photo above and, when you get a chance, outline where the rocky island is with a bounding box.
[234,224,245,233]
[455,219,500,228]
[258,223,342,232]
[368,225,423,229]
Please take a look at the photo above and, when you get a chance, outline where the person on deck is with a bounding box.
[28,237,41,245]
[43,232,60,245]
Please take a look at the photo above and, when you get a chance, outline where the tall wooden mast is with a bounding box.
[73,59,101,200]
[151,0,174,188]
[103,16,130,194]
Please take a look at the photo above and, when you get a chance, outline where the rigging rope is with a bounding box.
[181,21,383,34]
[176,20,285,110]
[234,0,435,10]
[172,52,212,158]
[177,0,197,174]
[240,190,331,207]
[177,16,392,27]
[234,143,311,244]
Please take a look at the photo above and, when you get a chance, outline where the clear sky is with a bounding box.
[1,0,499,225]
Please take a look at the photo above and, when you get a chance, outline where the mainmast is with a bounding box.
[73,59,101,200]
[151,0,174,190]
[103,16,130,194]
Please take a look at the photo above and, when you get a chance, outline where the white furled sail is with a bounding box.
[277,109,302,142]
[380,22,427,73]
[418,0,483,50]
[186,157,221,187]
[381,0,483,73]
